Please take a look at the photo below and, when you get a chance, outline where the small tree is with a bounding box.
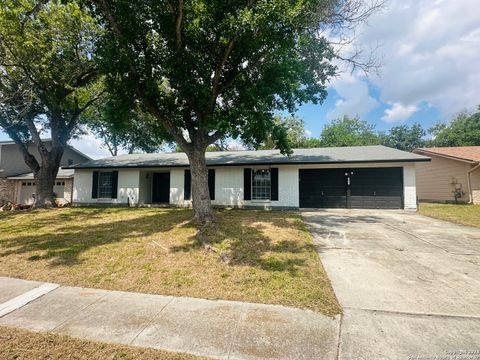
[429,107,480,147]
[381,123,426,151]
[0,0,101,207]
[91,0,381,222]
[320,115,381,147]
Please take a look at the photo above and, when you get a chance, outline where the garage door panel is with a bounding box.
[300,167,404,209]
[323,196,347,208]
[299,169,346,208]
[350,196,402,209]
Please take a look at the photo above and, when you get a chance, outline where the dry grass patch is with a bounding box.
[0,326,206,360]
[0,207,340,315]
[419,203,480,228]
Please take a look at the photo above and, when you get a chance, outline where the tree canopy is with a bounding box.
[258,116,321,150]
[380,123,426,151]
[89,0,380,221]
[0,0,101,206]
[81,94,169,156]
[319,115,381,147]
[429,107,480,147]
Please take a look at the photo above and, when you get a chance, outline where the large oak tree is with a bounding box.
[0,0,101,207]
[91,0,380,222]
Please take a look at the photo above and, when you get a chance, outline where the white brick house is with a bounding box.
[70,145,429,210]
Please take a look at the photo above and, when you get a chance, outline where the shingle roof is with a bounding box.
[0,138,92,161]
[69,145,429,169]
[414,146,480,163]
[7,168,74,179]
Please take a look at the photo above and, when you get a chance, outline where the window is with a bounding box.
[98,172,113,198]
[252,169,271,200]
[22,182,26,186]
[67,159,73,166]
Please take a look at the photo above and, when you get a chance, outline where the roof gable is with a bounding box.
[414,147,480,163]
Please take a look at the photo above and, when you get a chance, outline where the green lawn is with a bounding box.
[419,203,480,228]
[0,207,340,316]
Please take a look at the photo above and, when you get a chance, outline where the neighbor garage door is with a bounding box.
[299,167,403,209]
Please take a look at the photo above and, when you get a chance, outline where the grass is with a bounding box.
[419,203,480,228]
[0,207,340,316]
[0,326,206,360]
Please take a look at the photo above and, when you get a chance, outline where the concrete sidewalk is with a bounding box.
[0,277,340,360]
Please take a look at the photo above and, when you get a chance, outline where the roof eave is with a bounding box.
[69,157,431,170]
[413,149,478,164]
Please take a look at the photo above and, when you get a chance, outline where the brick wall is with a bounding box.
[472,190,480,205]
[0,179,16,202]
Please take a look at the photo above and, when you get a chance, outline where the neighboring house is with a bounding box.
[69,145,429,210]
[0,139,91,205]
[413,146,480,204]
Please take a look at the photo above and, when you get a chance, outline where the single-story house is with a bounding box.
[0,139,91,205]
[413,146,480,204]
[69,145,429,210]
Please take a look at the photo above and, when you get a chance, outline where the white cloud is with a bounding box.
[382,102,418,123]
[326,73,379,120]
[363,0,480,119]
[327,0,480,124]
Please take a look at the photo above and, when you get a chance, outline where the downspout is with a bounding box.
[467,163,480,204]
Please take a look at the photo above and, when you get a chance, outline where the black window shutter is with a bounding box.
[92,171,99,199]
[111,171,118,199]
[244,168,251,200]
[184,169,191,200]
[270,168,279,201]
[208,169,215,200]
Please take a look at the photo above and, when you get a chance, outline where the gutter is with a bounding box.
[467,163,480,203]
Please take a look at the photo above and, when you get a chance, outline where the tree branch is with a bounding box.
[175,0,184,51]
[209,39,236,111]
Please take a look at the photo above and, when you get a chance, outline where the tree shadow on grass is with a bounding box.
[0,208,195,266]
[170,210,318,276]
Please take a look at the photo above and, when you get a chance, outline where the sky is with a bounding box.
[1,0,479,159]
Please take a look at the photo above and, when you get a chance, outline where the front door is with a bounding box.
[152,172,170,203]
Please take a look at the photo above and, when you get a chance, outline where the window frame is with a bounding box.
[98,171,114,199]
[251,168,271,201]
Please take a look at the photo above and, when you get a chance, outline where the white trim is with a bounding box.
[0,283,59,318]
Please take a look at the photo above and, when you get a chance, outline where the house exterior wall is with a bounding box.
[0,143,89,177]
[469,168,480,204]
[13,177,74,205]
[73,169,140,206]
[415,154,471,203]
[73,162,418,210]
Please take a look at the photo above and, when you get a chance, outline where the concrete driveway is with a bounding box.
[302,209,480,360]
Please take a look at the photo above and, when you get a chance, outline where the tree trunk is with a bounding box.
[33,161,59,208]
[187,148,214,223]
